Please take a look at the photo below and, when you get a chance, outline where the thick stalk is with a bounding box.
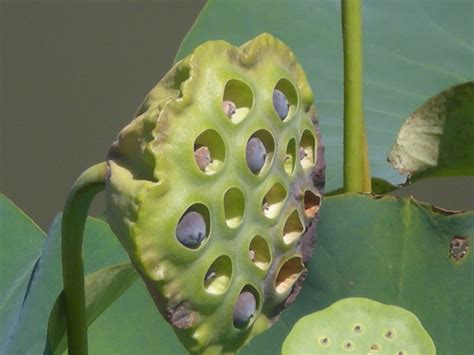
[61,162,108,355]
[342,0,371,192]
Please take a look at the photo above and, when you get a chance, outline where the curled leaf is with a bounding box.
[388,81,474,181]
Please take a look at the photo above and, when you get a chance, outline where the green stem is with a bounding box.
[341,0,371,193]
[61,162,108,355]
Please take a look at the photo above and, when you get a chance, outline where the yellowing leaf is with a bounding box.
[388,82,474,180]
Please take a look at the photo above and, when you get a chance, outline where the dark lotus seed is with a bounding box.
[194,145,211,171]
[246,137,266,173]
[273,89,289,120]
[176,211,206,248]
[233,291,256,328]
[223,100,237,117]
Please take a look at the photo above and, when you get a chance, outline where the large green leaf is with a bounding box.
[2,214,126,354]
[0,194,45,347]
[388,81,474,180]
[271,194,473,355]
[3,213,187,354]
[233,195,474,354]
[4,194,472,354]
[176,0,474,191]
[45,263,138,354]
[87,277,186,355]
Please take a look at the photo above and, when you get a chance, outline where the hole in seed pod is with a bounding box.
[284,138,296,174]
[353,323,365,334]
[223,79,253,124]
[233,286,259,329]
[248,236,271,270]
[369,344,381,352]
[283,210,304,244]
[318,337,331,346]
[397,351,407,355]
[274,79,298,121]
[175,204,210,249]
[262,183,287,219]
[342,341,354,351]
[304,190,321,219]
[384,329,396,339]
[299,130,316,169]
[194,130,225,175]
[203,255,232,294]
[246,130,275,175]
[274,256,304,294]
[223,188,245,228]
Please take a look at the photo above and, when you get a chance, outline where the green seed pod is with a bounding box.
[282,298,436,355]
[105,33,325,354]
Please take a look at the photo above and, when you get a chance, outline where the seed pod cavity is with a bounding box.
[223,188,245,228]
[248,236,271,270]
[299,129,316,169]
[262,183,287,219]
[223,79,253,124]
[274,256,305,295]
[204,255,232,294]
[282,210,305,245]
[194,129,225,175]
[303,190,321,219]
[284,138,297,174]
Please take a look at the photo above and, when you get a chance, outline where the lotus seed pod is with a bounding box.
[176,211,207,248]
[282,298,436,355]
[105,33,325,353]
[273,89,289,120]
[246,137,267,173]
